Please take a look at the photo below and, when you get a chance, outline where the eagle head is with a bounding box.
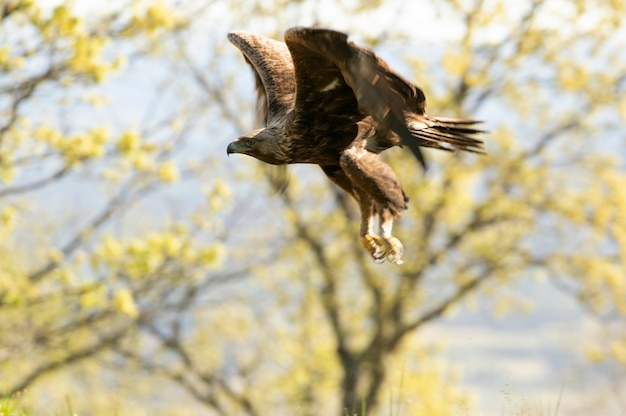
[226,126,289,165]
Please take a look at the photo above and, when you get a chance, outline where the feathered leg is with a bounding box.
[356,192,387,263]
[379,209,404,264]
[336,140,409,264]
[321,165,387,262]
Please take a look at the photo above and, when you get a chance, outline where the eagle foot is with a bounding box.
[361,234,387,263]
[361,234,405,264]
[383,236,404,265]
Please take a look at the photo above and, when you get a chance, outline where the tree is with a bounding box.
[0,0,244,407]
[1,0,625,415]
[205,0,626,413]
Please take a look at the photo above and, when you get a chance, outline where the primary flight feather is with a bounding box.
[227,27,485,264]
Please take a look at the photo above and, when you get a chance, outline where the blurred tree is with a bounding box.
[1,0,625,415]
[0,0,248,411]
[195,0,626,414]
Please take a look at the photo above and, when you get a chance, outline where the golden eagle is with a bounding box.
[227,27,484,264]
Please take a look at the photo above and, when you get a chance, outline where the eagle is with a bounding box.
[226,27,484,264]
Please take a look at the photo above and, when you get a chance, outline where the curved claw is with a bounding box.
[384,236,404,265]
[362,234,387,262]
[361,234,405,264]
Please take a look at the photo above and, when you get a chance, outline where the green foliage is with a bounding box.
[0,396,28,416]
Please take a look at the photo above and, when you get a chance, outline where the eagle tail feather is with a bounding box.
[408,116,486,154]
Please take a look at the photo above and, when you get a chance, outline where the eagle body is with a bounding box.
[227,27,485,263]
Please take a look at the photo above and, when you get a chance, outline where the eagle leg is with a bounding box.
[362,234,388,263]
[358,201,404,264]
[319,165,389,262]
[379,209,404,265]
[357,198,387,263]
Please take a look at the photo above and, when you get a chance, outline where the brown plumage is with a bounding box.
[227,27,485,264]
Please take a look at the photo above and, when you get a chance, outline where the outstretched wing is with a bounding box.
[284,26,427,169]
[228,31,296,125]
[228,31,295,193]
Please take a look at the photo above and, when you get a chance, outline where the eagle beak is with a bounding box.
[226,141,237,156]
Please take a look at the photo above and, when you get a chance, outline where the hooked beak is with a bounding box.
[226,141,238,156]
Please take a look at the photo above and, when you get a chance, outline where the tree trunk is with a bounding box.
[340,354,362,415]
[340,349,390,416]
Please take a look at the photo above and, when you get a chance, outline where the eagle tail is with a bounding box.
[408,115,486,154]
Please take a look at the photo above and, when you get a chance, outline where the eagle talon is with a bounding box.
[384,236,404,265]
[362,234,387,262]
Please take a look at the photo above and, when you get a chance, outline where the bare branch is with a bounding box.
[1,1,27,20]
[178,39,247,133]
[3,326,129,397]
[277,185,355,369]
[0,70,51,147]
[292,215,347,353]
[391,271,490,347]
[128,319,261,416]
[0,164,72,198]
[216,378,261,416]
[27,179,150,282]
[522,119,581,160]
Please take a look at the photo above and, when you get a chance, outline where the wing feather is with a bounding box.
[228,31,295,124]
[228,31,295,192]
[284,26,427,169]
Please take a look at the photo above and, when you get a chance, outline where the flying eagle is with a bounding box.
[227,27,484,264]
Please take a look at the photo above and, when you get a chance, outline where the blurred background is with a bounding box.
[0,0,625,415]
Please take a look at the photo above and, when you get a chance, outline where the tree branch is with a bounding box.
[0,164,72,198]
[3,325,129,397]
[277,185,356,374]
[131,319,261,416]
[522,119,581,160]
[27,179,149,282]
[0,68,57,148]
[391,270,490,348]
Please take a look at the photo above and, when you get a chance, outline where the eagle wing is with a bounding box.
[284,26,427,169]
[228,31,296,125]
[228,31,296,192]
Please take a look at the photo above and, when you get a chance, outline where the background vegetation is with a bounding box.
[0,0,625,414]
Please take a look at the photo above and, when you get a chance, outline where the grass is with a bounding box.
[498,385,564,416]
[4,385,564,416]
[0,395,29,416]
[528,386,564,416]
[0,394,77,416]
[343,399,368,416]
